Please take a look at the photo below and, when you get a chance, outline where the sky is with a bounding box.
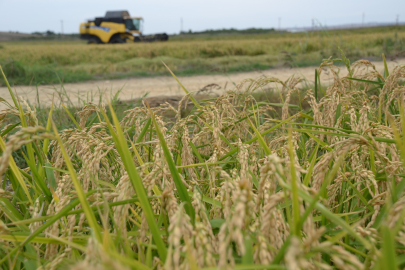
[1,0,405,35]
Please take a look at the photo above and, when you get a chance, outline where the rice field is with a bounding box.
[1,25,405,86]
[1,53,405,270]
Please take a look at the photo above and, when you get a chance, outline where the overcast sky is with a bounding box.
[1,0,405,35]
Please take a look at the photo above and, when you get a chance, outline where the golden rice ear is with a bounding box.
[3,57,405,269]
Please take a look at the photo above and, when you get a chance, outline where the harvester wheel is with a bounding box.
[110,36,125,44]
[87,38,100,44]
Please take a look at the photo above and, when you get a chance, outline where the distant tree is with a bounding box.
[45,30,56,36]
[178,27,278,36]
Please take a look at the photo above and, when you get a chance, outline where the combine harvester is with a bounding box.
[80,10,169,44]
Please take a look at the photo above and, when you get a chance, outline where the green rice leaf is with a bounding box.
[146,101,195,224]
[52,123,102,241]
[101,100,167,262]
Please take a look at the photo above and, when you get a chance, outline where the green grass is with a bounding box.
[0,59,93,85]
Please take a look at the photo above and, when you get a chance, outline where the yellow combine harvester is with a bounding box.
[80,10,169,44]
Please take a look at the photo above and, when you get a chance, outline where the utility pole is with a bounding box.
[61,20,64,38]
[397,14,400,25]
[278,17,281,31]
[180,18,183,34]
[362,12,365,26]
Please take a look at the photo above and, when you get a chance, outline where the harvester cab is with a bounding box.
[80,10,168,44]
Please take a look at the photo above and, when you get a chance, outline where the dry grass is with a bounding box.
[1,56,405,270]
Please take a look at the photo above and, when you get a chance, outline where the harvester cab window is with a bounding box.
[125,19,142,31]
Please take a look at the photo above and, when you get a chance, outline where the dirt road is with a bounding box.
[1,59,404,109]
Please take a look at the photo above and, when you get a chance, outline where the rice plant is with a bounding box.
[1,55,405,270]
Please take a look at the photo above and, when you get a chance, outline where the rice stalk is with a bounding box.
[1,57,405,269]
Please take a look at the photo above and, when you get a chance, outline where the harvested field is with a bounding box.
[0,31,35,41]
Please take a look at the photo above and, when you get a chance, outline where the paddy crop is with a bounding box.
[1,55,405,270]
[1,25,405,86]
